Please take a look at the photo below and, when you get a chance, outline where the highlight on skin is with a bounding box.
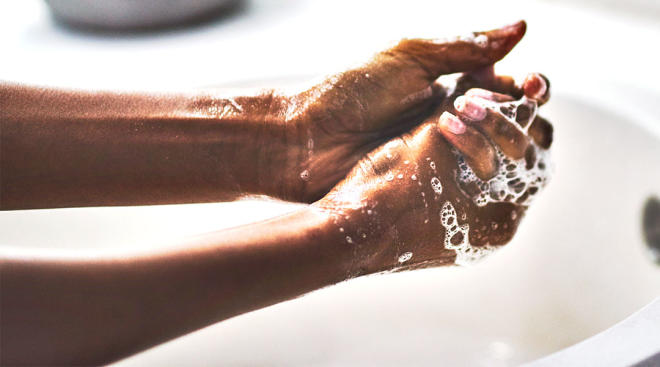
[0,21,555,366]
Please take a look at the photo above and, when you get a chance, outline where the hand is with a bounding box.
[279,21,528,202]
[314,72,553,274]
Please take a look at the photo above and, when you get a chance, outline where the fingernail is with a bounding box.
[454,96,487,121]
[465,88,495,100]
[524,73,547,100]
[439,112,466,135]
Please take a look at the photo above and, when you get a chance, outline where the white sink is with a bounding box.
[2,79,659,366]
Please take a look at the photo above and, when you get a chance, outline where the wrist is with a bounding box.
[255,116,309,201]
[189,91,306,200]
[313,192,394,278]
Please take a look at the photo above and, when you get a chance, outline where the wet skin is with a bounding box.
[316,70,552,274]
[0,21,553,365]
[1,21,527,208]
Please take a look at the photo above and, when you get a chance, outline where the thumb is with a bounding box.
[389,20,526,79]
[299,21,526,130]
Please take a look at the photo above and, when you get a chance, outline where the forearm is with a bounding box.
[0,206,352,365]
[0,82,301,209]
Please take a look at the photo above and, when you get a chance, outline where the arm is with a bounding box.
[0,206,353,365]
[0,22,528,209]
[0,82,300,209]
[0,74,554,366]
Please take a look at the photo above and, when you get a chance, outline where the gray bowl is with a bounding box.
[44,0,241,31]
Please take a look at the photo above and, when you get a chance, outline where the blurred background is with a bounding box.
[2,1,660,366]
[0,0,658,92]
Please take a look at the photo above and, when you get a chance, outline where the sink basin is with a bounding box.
[2,78,659,366]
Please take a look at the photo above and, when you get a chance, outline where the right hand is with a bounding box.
[314,73,553,275]
[275,21,528,202]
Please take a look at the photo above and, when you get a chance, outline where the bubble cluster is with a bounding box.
[456,144,551,207]
[482,96,537,132]
[474,34,488,47]
[440,201,498,265]
[431,177,443,195]
[451,94,552,206]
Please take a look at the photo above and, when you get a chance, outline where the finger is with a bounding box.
[522,73,550,105]
[458,69,551,107]
[457,65,522,99]
[305,21,527,129]
[437,112,498,180]
[454,96,530,159]
[465,88,515,102]
[528,115,554,149]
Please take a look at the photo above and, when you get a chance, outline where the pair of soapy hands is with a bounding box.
[277,21,553,272]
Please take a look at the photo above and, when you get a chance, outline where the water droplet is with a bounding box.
[386,173,394,181]
[299,170,310,181]
[429,161,436,170]
[367,209,373,215]
[346,236,353,244]
[339,227,344,232]
[397,174,404,179]
[404,160,410,165]
[398,252,413,263]
[411,174,417,180]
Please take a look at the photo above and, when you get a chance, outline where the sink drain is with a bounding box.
[643,196,660,264]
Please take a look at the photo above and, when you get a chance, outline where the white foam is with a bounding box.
[478,96,538,133]
[431,177,443,195]
[455,144,552,207]
[398,252,413,263]
[440,201,498,266]
[455,96,552,207]
[474,34,488,47]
